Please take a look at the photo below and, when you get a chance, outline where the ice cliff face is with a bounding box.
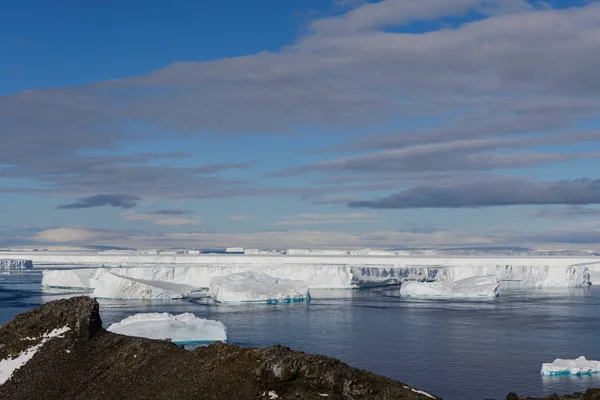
[436,264,591,288]
[0,260,32,271]
[39,256,594,300]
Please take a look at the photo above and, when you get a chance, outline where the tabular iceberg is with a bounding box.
[41,269,94,289]
[90,271,194,300]
[107,313,227,344]
[400,275,500,298]
[209,271,310,303]
[0,259,32,271]
[437,264,590,288]
[541,356,600,375]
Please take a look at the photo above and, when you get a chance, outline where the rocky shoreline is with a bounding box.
[508,389,600,400]
[0,296,439,399]
[0,296,597,400]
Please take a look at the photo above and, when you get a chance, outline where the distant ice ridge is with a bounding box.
[107,313,227,344]
[0,259,32,271]
[400,275,499,298]
[541,357,600,376]
[437,264,591,288]
[41,261,591,300]
[42,265,438,291]
[208,271,310,303]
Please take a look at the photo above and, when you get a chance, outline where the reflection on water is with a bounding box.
[1,272,599,400]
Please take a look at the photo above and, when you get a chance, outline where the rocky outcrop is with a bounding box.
[507,388,600,400]
[0,296,439,400]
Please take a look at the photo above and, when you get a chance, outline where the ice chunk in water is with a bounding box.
[541,356,600,376]
[209,271,310,303]
[400,275,499,298]
[107,313,227,344]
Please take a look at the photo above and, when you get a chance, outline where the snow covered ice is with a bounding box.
[400,275,499,298]
[107,313,227,344]
[37,253,596,300]
[42,269,94,289]
[541,356,600,376]
[91,271,194,300]
[209,271,310,303]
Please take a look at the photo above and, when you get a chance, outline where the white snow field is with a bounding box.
[208,271,310,303]
[541,356,600,376]
[0,259,32,271]
[400,275,499,298]
[24,251,596,300]
[107,313,227,343]
[0,326,70,385]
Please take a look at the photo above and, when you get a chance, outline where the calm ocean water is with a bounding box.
[1,271,599,400]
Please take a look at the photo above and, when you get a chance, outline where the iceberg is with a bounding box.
[90,271,195,300]
[208,271,310,303]
[107,313,227,344]
[0,259,32,271]
[588,265,600,285]
[541,356,600,376]
[42,269,94,289]
[400,275,499,298]
[437,264,590,288]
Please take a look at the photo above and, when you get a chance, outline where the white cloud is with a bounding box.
[33,228,127,243]
[268,212,379,226]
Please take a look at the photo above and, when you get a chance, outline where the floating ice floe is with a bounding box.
[541,356,600,376]
[91,271,195,300]
[400,275,499,298]
[209,271,310,303]
[107,313,227,344]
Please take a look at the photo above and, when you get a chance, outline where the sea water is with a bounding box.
[1,271,599,400]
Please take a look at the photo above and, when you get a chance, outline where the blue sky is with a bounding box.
[2,0,600,249]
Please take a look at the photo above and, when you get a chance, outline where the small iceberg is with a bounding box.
[208,271,310,303]
[400,275,499,298]
[541,356,600,376]
[107,313,227,344]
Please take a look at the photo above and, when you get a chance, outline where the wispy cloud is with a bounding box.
[349,178,600,209]
[268,212,379,226]
[58,194,140,210]
[122,210,202,226]
[147,209,193,216]
[228,215,255,221]
[531,206,600,220]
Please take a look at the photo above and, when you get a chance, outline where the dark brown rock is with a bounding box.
[510,388,600,400]
[0,296,439,400]
[583,388,600,400]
